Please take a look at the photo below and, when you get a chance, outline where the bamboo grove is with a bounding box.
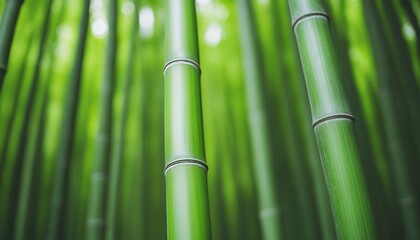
[0,0,419,239]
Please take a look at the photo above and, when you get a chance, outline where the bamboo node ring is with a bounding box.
[163,58,201,74]
[400,197,416,206]
[292,12,330,30]
[312,114,355,128]
[164,158,208,174]
[86,218,105,227]
[259,208,280,219]
[92,172,107,181]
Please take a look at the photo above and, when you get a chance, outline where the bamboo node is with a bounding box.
[163,58,201,75]
[312,114,355,128]
[259,208,280,219]
[96,132,110,142]
[92,172,107,181]
[400,197,416,207]
[292,12,330,31]
[86,218,105,228]
[164,158,208,174]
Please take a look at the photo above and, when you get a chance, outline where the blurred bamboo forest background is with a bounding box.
[0,0,420,239]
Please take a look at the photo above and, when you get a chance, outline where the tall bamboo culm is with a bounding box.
[1,0,52,239]
[235,0,282,239]
[85,0,117,239]
[47,0,91,239]
[288,0,376,239]
[363,1,420,239]
[0,0,24,91]
[164,0,211,239]
[105,1,139,238]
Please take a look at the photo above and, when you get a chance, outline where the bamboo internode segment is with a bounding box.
[164,158,208,174]
[293,17,353,125]
[164,0,200,64]
[312,113,355,128]
[163,58,201,74]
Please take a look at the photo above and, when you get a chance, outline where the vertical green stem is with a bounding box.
[362,1,420,239]
[105,3,138,239]
[85,0,117,239]
[0,35,33,173]
[47,0,91,239]
[0,0,24,91]
[235,0,282,239]
[164,0,211,239]
[1,0,52,238]
[288,0,376,239]
[14,62,51,240]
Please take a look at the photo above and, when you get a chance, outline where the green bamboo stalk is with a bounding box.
[379,0,420,162]
[105,3,138,239]
[164,0,211,239]
[85,0,117,238]
[0,0,53,238]
[268,2,336,239]
[235,0,282,239]
[47,1,91,239]
[14,58,51,240]
[0,34,33,173]
[65,70,95,240]
[288,0,376,239]
[323,2,398,238]
[362,1,420,239]
[0,0,24,91]
[138,34,166,240]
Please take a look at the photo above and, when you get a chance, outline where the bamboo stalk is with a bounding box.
[85,0,117,238]
[0,0,24,91]
[379,0,420,162]
[47,1,91,239]
[0,35,33,173]
[235,0,282,239]
[105,2,138,239]
[14,58,51,240]
[288,0,376,239]
[363,1,420,239]
[0,0,53,238]
[268,2,336,238]
[164,0,211,238]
